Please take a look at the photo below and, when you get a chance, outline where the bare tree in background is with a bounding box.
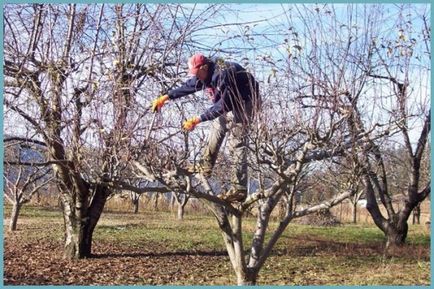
[3,138,53,231]
[300,157,363,224]
[330,160,363,224]
[283,4,430,246]
[348,5,430,247]
[171,191,190,220]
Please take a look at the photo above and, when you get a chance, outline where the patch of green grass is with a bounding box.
[272,223,430,246]
[284,223,386,243]
[406,226,431,246]
[4,204,62,219]
[257,253,430,285]
[95,212,227,251]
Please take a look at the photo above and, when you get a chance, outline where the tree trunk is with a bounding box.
[133,199,139,214]
[352,202,358,224]
[9,202,22,231]
[177,203,185,220]
[61,185,109,259]
[170,193,176,211]
[235,269,258,285]
[153,193,159,211]
[80,185,109,257]
[62,195,84,259]
[385,221,408,248]
[36,191,41,204]
[412,204,421,225]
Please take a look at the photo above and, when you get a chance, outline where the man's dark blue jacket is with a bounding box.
[167,60,260,123]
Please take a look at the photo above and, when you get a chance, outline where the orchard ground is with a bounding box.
[3,204,430,285]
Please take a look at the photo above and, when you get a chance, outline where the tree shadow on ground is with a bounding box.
[92,250,228,259]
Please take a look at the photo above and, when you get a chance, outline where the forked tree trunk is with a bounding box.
[235,269,258,285]
[61,185,109,259]
[9,202,22,231]
[175,195,189,220]
[218,211,259,285]
[385,220,408,248]
[223,236,258,286]
[226,239,258,285]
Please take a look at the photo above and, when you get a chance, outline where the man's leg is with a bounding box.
[219,100,254,202]
[189,115,227,175]
[218,122,249,202]
[202,115,228,168]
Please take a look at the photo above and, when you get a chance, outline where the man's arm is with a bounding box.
[199,97,227,122]
[200,84,236,122]
[167,77,203,100]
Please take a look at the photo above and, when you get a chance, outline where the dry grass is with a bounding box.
[33,194,431,226]
[3,204,431,285]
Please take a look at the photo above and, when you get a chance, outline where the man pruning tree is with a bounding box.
[151,53,261,202]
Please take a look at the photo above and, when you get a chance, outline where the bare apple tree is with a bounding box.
[129,5,371,284]
[131,3,430,284]
[284,4,431,246]
[343,5,430,246]
[3,3,223,259]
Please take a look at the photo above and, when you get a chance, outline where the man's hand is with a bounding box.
[151,95,169,112]
[182,117,201,131]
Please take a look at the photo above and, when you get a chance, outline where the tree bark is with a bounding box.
[177,203,185,220]
[9,202,22,231]
[61,184,109,259]
[236,269,258,285]
[153,193,159,211]
[80,185,109,257]
[133,198,139,214]
[352,202,358,224]
[385,221,408,248]
[412,204,421,225]
[61,194,82,259]
[248,201,272,267]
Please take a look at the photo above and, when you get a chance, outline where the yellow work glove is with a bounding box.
[182,116,201,131]
[151,95,169,112]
